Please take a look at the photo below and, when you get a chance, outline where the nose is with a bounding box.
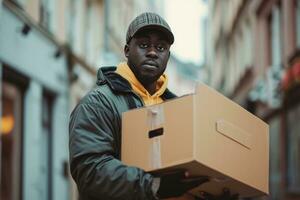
[146,46,158,59]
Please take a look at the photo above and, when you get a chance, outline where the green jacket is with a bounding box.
[69,67,176,200]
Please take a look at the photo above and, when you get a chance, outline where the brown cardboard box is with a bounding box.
[121,83,269,198]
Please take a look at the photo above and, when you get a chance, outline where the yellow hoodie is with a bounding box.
[116,62,168,106]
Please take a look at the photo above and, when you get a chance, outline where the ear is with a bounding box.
[124,44,130,58]
[167,51,170,60]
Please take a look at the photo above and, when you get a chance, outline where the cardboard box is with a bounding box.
[121,83,269,198]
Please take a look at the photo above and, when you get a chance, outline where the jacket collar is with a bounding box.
[97,66,132,92]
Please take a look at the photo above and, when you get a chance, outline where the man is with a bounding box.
[69,12,237,200]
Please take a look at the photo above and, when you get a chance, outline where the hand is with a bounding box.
[197,188,239,200]
[155,170,209,199]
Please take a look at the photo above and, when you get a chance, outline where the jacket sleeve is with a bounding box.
[69,101,157,200]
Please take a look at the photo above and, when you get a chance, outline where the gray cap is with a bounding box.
[126,12,174,44]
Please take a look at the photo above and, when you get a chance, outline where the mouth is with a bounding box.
[142,61,158,70]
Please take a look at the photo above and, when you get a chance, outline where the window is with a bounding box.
[286,104,300,193]
[1,81,22,200]
[296,0,300,47]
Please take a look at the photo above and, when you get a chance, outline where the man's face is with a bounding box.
[125,28,171,86]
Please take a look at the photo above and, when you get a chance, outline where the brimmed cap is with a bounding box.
[126,12,174,44]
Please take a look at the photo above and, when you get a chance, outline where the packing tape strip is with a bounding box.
[147,105,164,129]
[150,137,162,169]
[147,105,164,169]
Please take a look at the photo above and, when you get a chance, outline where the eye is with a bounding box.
[139,43,149,49]
[156,44,166,52]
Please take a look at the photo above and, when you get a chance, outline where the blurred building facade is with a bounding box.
[166,1,210,96]
[0,0,165,200]
[167,55,207,96]
[208,0,300,199]
[0,0,71,200]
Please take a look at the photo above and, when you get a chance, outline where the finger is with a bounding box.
[160,169,186,179]
[182,176,209,184]
[182,177,210,191]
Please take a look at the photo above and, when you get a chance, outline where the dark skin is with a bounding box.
[124,28,171,95]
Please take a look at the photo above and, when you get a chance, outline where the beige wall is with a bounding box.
[25,0,40,22]
[55,0,67,43]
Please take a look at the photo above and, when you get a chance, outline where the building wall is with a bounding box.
[66,0,105,98]
[208,0,300,199]
[71,0,87,58]
[209,0,256,99]
[54,0,68,43]
[24,0,40,22]
[0,1,70,200]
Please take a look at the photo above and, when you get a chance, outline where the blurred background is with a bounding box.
[0,0,299,199]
